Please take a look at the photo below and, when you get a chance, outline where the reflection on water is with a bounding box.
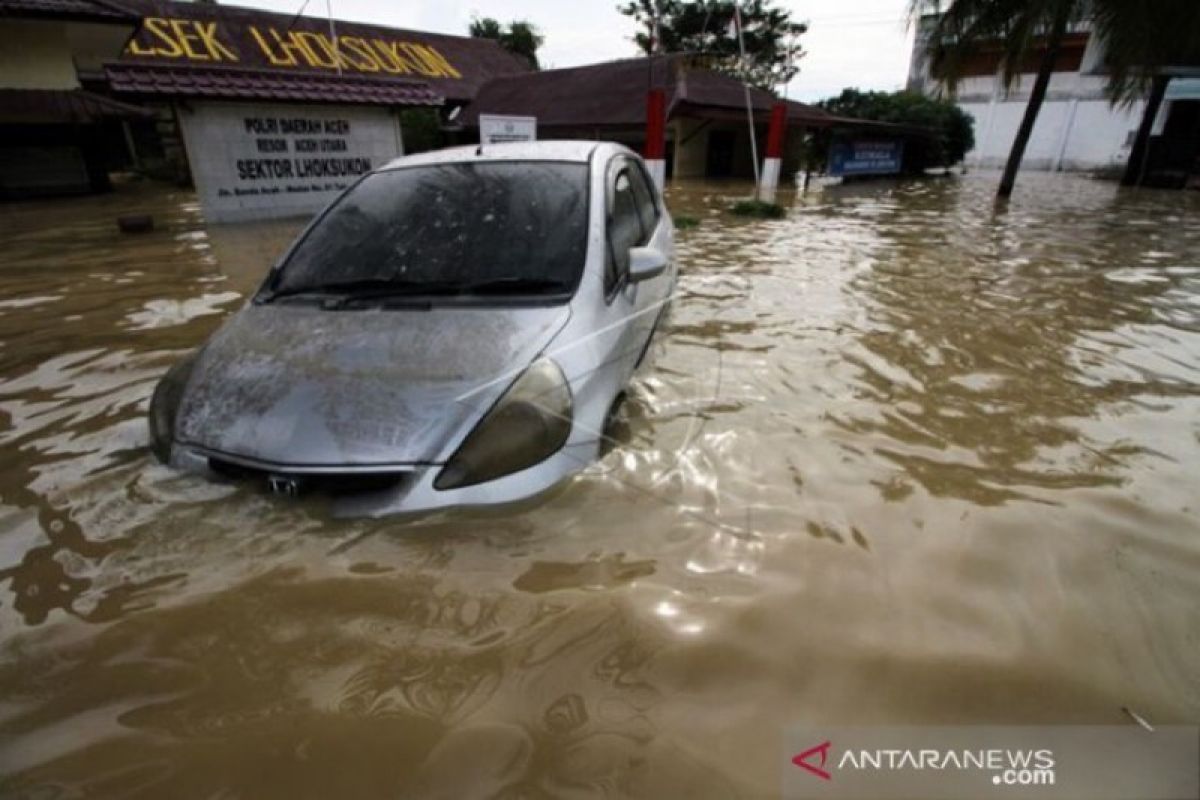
[2,174,1199,797]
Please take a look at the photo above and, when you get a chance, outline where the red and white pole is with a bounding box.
[644,87,667,191]
[759,101,788,202]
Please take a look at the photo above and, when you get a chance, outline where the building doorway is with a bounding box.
[1147,100,1200,189]
[706,130,736,178]
[1162,100,1199,188]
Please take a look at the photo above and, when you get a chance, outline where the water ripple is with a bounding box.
[1,173,1198,796]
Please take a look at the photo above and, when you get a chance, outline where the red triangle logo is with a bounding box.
[792,740,833,780]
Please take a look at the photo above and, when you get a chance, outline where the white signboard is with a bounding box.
[479,114,537,145]
[178,101,403,223]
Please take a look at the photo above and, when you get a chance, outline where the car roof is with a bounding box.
[380,140,631,170]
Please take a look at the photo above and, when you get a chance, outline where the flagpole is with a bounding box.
[734,3,761,191]
[643,0,667,190]
[326,0,341,75]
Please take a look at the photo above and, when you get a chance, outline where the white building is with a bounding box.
[907,16,1200,176]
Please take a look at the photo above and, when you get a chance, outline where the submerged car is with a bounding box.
[148,141,676,516]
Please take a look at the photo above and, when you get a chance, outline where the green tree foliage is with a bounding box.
[1089,1,1200,103]
[617,0,806,90]
[818,88,975,171]
[397,108,443,155]
[910,0,1200,195]
[469,17,544,69]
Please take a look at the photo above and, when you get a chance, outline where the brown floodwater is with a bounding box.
[1,173,1198,798]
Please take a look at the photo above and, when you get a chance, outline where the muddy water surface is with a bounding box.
[1,174,1199,798]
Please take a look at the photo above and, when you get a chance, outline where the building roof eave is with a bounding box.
[461,55,852,131]
[104,61,444,107]
[670,99,835,127]
[0,0,140,25]
[0,87,153,122]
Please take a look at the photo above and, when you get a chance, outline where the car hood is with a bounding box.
[175,302,571,467]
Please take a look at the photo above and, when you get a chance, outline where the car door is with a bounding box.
[624,156,674,351]
[602,159,651,384]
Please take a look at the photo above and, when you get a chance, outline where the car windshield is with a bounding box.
[265,161,589,302]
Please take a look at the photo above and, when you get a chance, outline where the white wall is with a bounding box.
[962,71,1109,101]
[961,97,1143,172]
[909,19,1152,173]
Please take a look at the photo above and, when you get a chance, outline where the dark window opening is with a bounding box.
[627,162,659,235]
[606,167,644,294]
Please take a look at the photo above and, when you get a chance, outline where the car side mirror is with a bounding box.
[628,246,667,282]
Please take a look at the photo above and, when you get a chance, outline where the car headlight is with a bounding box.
[148,354,197,463]
[434,358,573,490]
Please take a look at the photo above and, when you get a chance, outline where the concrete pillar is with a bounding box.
[758,101,788,202]
[644,88,666,191]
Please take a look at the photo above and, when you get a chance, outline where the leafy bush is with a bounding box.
[729,200,785,219]
[398,108,444,154]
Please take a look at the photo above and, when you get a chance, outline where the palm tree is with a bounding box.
[910,0,1200,197]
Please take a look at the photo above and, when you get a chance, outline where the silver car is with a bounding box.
[149,141,676,516]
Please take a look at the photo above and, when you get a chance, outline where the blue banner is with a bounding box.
[828,140,904,177]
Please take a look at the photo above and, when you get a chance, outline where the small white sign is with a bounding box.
[479,114,537,145]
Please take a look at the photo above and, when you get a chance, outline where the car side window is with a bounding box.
[627,163,659,236]
[606,167,644,295]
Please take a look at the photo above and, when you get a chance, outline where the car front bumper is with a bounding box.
[170,439,600,518]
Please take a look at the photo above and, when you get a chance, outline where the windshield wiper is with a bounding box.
[321,293,436,311]
[258,276,568,307]
[457,277,569,295]
[258,279,455,305]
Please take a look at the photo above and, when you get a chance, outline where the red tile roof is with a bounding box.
[0,88,152,122]
[676,67,835,124]
[105,62,442,107]
[463,55,837,130]
[0,0,137,23]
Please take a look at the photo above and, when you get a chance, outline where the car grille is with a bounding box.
[208,457,412,497]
